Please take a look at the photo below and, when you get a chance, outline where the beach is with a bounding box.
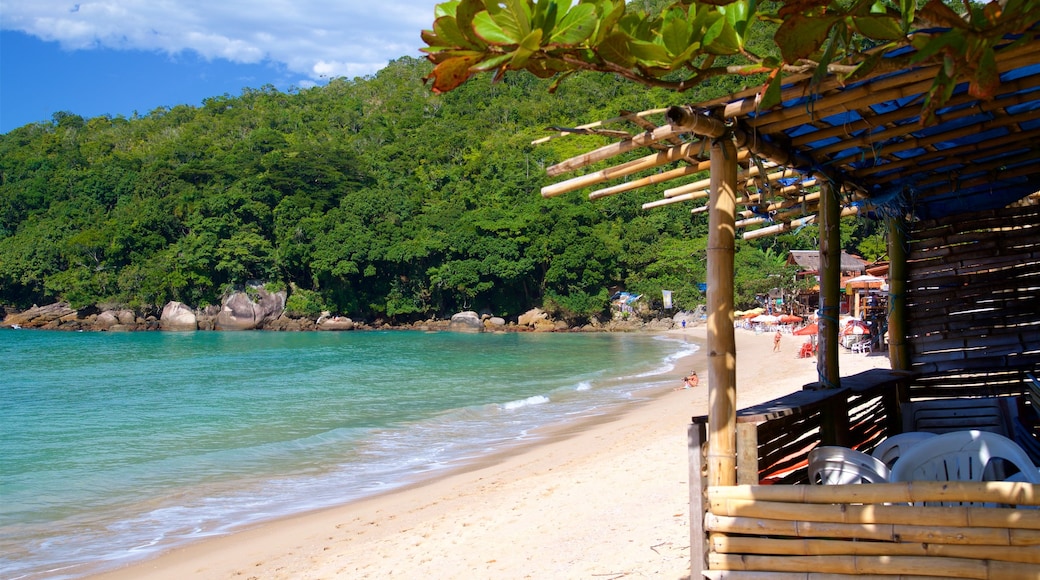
[94,327,890,579]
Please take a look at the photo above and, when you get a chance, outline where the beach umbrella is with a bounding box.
[842,319,870,335]
[778,314,802,324]
[751,314,779,324]
[844,274,885,290]
[793,322,818,336]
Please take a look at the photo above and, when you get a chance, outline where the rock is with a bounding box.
[532,319,557,332]
[2,303,77,328]
[449,311,484,333]
[517,308,548,327]
[160,301,198,331]
[116,310,137,325]
[95,311,120,330]
[484,316,506,329]
[318,316,354,331]
[216,292,260,330]
[215,286,287,331]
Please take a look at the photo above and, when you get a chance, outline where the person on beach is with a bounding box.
[773,331,782,352]
[676,370,699,390]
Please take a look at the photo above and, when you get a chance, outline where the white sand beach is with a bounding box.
[94,326,890,579]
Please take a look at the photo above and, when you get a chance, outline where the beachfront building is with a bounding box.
[533,29,1040,580]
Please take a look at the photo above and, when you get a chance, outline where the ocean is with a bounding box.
[0,328,698,579]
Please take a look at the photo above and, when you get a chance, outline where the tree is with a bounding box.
[423,0,1040,121]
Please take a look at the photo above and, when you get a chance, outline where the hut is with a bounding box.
[535,29,1040,580]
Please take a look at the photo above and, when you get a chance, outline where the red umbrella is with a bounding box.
[778,314,803,324]
[793,322,818,336]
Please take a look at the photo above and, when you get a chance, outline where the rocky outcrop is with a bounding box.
[160,301,198,331]
[215,287,286,330]
[2,303,78,329]
[449,311,483,332]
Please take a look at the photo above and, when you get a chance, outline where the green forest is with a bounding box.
[0,56,883,325]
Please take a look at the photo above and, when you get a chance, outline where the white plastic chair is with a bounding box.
[808,446,891,485]
[890,430,1040,505]
[871,432,938,468]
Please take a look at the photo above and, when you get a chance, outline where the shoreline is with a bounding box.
[92,327,890,579]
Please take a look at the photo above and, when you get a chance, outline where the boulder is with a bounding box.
[95,311,120,330]
[116,310,137,325]
[449,311,484,333]
[160,301,198,331]
[484,316,506,329]
[318,316,355,331]
[216,292,259,330]
[215,286,287,330]
[517,308,547,327]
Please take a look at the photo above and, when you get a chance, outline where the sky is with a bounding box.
[0,1,439,133]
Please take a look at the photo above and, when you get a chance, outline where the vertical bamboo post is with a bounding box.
[886,217,910,371]
[688,420,708,578]
[817,180,841,389]
[707,136,738,486]
[736,423,759,484]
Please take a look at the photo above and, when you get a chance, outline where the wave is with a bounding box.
[500,395,551,411]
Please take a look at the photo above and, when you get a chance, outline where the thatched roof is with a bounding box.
[787,250,865,275]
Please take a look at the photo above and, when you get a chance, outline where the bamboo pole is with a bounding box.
[708,551,1040,579]
[540,142,702,198]
[643,193,700,209]
[818,180,842,389]
[707,136,738,488]
[710,536,1040,565]
[707,481,1040,505]
[708,498,1040,529]
[691,421,709,578]
[705,513,1040,547]
[741,207,861,241]
[544,124,688,177]
[665,165,794,199]
[589,163,707,200]
[530,108,669,144]
[887,217,910,371]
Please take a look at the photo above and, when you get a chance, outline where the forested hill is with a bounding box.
[0,56,879,324]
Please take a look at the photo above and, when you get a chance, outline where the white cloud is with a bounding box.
[2,0,438,79]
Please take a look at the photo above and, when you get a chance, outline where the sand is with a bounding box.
[94,327,890,580]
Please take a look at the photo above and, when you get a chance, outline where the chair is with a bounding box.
[808,446,891,484]
[890,430,1040,505]
[871,431,937,468]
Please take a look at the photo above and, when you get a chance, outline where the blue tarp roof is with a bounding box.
[709,32,1040,222]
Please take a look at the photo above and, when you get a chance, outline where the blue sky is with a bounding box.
[1,1,438,133]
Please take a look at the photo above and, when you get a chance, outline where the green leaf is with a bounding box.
[759,69,783,110]
[660,11,692,56]
[971,46,999,99]
[469,52,515,71]
[774,14,838,62]
[484,0,532,43]
[456,0,488,46]
[628,39,672,67]
[511,29,544,67]
[433,15,482,50]
[473,10,517,44]
[434,0,461,18]
[550,3,597,44]
[851,15,906,41]
[597,31,636,68]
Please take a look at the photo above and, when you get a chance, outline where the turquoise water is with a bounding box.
[0,329,698,579]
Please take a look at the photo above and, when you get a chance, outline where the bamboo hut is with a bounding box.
[534,29,1040,580]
